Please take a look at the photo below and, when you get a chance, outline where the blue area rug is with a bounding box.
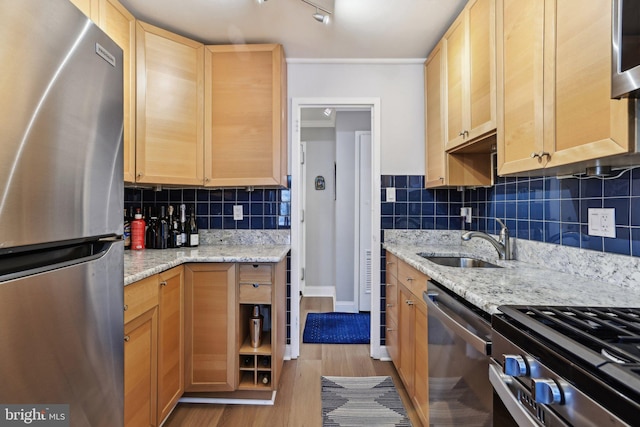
[303,312,370,344]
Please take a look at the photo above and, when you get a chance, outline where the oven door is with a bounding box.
[489,363,571,427]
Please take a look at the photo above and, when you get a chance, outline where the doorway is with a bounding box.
[290,98,382,360]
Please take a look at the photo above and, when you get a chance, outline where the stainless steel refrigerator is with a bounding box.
[0,0,124,425]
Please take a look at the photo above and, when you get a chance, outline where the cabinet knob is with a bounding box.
[387,328,395,332]
[386,261,395,266]
[124,335,130,342]
[123,304,128,311]
[204,177,210,183]
[387,303,394,308]
[406,300,414,306]
[406,277,414,282]
[160,281,167,287]
[459,130,469,138]
[253,283,260,288]
[136,172,143,179]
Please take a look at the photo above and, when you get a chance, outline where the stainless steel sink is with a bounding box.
[417,254,502,268]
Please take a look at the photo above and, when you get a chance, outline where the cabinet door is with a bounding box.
[95,0,136,183]
[412,300,429,426]
[68,0,97,19]
[398,285,415,396]
[467,0,496,141]
[445,15,467,149]
[204,44,287,187]
[124,307,158,427]
[157,266,184,424]
[425,43,447,188]
[497,0,546,175]
[136,21,204,186]
[184,263,236,392]
[548,0,631,167]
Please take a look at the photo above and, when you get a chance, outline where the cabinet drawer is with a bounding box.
[124,275,159,324]
[238,264,272,284]
[397,261,428,297]
[239,283,272,304]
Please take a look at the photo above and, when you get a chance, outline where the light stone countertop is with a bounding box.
[384,235,640,316]
[124,230,291,286]
[124,245,290,285]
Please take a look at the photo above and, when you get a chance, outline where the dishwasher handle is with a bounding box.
[423,287,491,355]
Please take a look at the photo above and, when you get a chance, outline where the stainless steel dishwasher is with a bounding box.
[424,280,493,427]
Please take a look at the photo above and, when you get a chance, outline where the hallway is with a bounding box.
[163,297,419,426]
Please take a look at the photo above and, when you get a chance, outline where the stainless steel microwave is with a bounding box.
[612,0,640,98]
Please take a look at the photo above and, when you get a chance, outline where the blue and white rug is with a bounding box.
[321,376,411,426]
[303,312,370,344]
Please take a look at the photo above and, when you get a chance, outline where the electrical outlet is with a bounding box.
[588,208,616,238]
[460,207,472,223]
[386,187,396,202]
[233,205,244,221]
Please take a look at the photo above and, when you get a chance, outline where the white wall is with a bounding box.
[288,61,425,176]
[302,128,335,291]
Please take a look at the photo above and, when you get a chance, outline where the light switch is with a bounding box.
[386,187,396,202]
[233,205,244,221]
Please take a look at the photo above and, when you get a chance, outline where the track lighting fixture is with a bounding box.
[300,0,333,24]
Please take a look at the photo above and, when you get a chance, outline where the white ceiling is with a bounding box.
[119,0,467,59]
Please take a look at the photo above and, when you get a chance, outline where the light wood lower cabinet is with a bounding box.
[389,257,429,427]
[124,266,184,427]
[157,267,184,423]
[124,275,159,427]
[184,263,236,392]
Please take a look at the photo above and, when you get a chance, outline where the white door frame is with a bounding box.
[355,131,372,312]
[290,97,382,360]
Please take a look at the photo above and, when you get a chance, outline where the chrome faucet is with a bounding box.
[461,218,511,260]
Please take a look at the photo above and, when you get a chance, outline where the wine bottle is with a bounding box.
[145,207,158,249]
[186,204,199,247]
[259,373,270,385]
[158,206,168,249]
[123,208,131,250]
[179,204,187,247]
[131,208,145,250]
[167,205,180,248]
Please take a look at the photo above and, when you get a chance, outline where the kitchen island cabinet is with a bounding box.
[497,0,633,175]
[204,44,288,188]
[135,21,204,186]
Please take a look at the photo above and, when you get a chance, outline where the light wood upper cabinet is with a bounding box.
[136,21,204,186]
[157,267,184,424]
[425,41,492,188]
[444,0,496,151]
[497,0,633,175]
[94,0,136,183]
[68,0,96,18]
[184,263,236,392]
[204,44,288,187]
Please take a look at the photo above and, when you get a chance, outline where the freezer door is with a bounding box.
[0,0,123,250]
[0,241,124,427]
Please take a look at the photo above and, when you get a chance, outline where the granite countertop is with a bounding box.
[124,229,291,285]
[384,240,640,315]
[124,244,290,285]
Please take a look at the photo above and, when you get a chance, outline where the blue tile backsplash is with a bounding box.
[380,168,640,257]
[124,184,291,231]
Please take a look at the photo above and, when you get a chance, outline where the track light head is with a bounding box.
[313,8,329,24]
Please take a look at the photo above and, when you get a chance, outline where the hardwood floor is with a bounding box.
[163,296,420,426]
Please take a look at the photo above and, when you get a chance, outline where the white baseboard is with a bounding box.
[302,286,335,299]
[334,301,357,313]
